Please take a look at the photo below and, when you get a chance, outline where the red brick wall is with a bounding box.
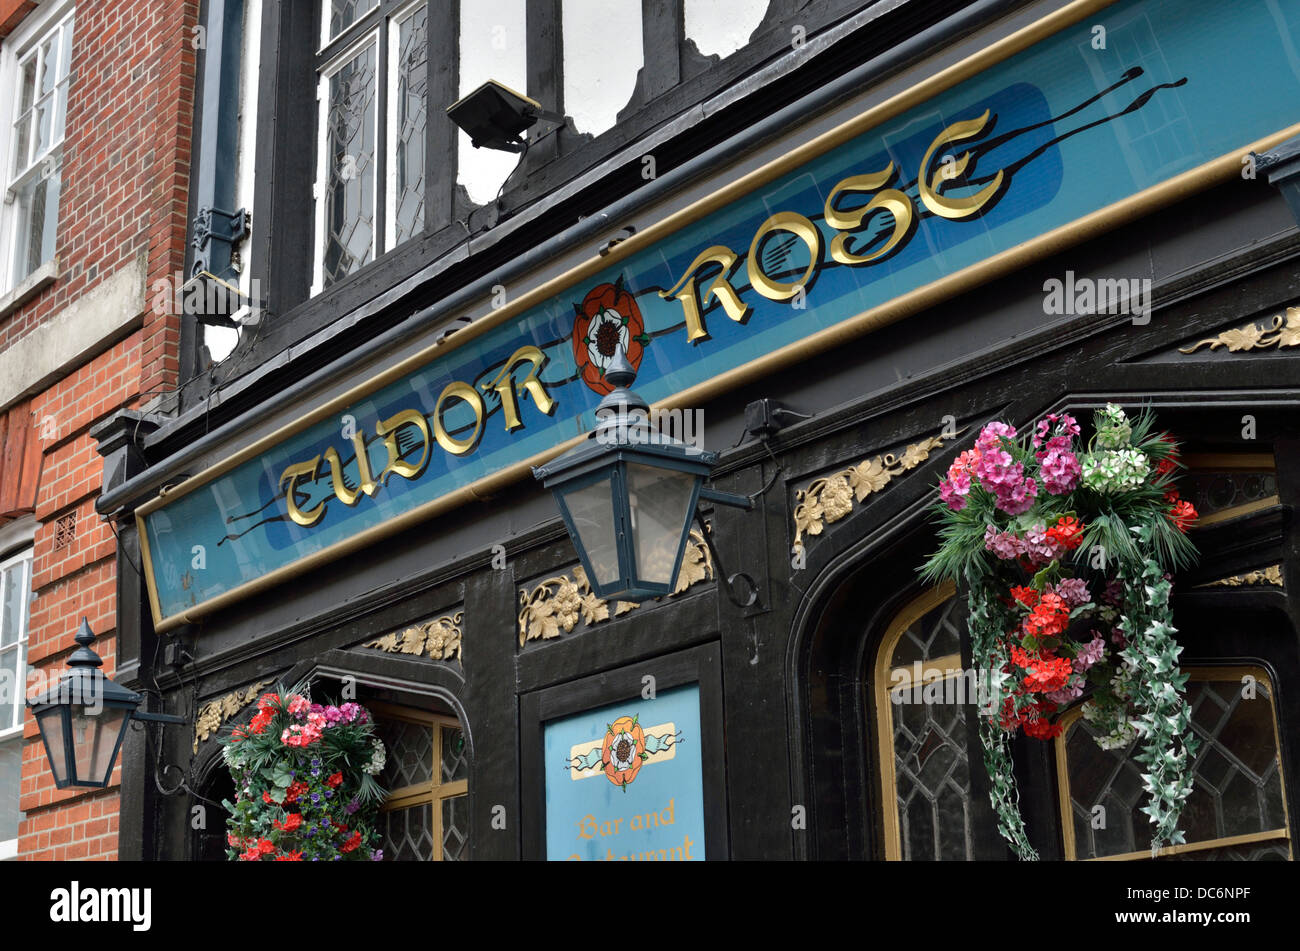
[5,0,199,861]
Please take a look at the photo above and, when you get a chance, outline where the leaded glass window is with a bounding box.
[373,705,469,861]
[389,3,427,246]
[3,8,73,291]
[319,40,378,288]
[1178,454,1278,526]
[313,1,429,294]
[1057,667,1292,861]
[875,582,978,861]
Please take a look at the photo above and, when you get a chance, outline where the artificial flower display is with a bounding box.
[922,405,1199,860]
[220,684,387,861]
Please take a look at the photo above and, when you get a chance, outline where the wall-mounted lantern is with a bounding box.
[27,618,186,789]
[533,349,757,606]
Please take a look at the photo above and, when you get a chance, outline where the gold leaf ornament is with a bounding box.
[193,679,273,753]
[363,612,464,662]
[792,430,958,557]
[518,530,714,644]
[1180,306,1300,354]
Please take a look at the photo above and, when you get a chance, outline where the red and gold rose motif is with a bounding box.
[572,276,650,395]
[601,715,648,790]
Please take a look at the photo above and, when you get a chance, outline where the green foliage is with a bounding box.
[220,682,388,861]
[920,405,1198,859]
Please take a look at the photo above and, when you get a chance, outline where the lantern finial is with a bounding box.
[68,617,104,669]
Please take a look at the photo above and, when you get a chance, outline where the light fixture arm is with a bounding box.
[693,511,759,609]
[698,487,752,510]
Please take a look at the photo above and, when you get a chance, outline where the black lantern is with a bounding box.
[27,618,184,789]
[533,349,752,603]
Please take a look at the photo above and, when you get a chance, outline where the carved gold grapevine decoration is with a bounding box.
[791,429,958,557]
[518,529,714,645]
[1180,306,1300,354]
[364,612,464,662]
[194,680,273,753]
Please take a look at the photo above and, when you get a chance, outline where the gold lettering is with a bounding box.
[279,456,326,527]
[376,409,432,484]
[659,245,750,342]
[824,162,915,265]
[747,211,821,301]
[322,433,380,507]
[917,109,1005,220]
[485,345,558,432]
[433,381,486,455]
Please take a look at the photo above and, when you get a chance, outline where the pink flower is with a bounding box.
[1074,635,1106,672]
[1022,524,1060,565]
[939,478,968,511]
[983,525,1024,560]
[1052,578,1091,608]
[975,422,1017,452]
[288,695,311,716]
[1045,675,1085,705]
[996,476,1038,516]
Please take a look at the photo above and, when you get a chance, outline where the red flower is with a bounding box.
[274,812,302,833]
[284,781,308,804]
[1020,652,1073,693]
[258,839,277,855]
[326,772,343,788]
[227,833,242,847]
[1023,592,1070,639]
[1169,499,1197,533]
[249,710,273,734]
[1010,586,1039,608]
[341,830,363,854]
[1023,714,1063,740]
[1046,516,1084,551]
[571,277,648,395]
[274,851,304,861]
[262,791,275,805]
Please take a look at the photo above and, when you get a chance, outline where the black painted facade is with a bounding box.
[96,0,1300,860]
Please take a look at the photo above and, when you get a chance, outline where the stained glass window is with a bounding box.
[876,583,978,861]
[373,706,469,861]
[315,1,429,294]
[1058,668,1291,861]
[390,3,427,245]
[321,41,378,288]
[1178,454,1278,526]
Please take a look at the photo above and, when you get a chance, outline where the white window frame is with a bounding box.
[311,27,380,296]
[0,520,36,863]
[0,3,75,295]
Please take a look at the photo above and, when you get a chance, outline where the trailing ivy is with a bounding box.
[921,405,1199,858]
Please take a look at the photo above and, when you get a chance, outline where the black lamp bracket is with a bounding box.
[693,511,760,609]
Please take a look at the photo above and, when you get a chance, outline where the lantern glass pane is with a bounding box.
[627,463,698,586]
[35,706,68,786]
[71,706,127,786]
[560,475,620,586]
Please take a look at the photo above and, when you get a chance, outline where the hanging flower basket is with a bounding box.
[920,405,1200,860]
[219,683,388,861]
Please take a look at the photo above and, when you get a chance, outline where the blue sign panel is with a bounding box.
[140,0,1300,626]
[543,684,705,861]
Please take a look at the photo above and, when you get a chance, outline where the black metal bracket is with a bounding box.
[191,206,249,253]
[699,487,753,510]
[132,710,188,725]
[694,511,760,609]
